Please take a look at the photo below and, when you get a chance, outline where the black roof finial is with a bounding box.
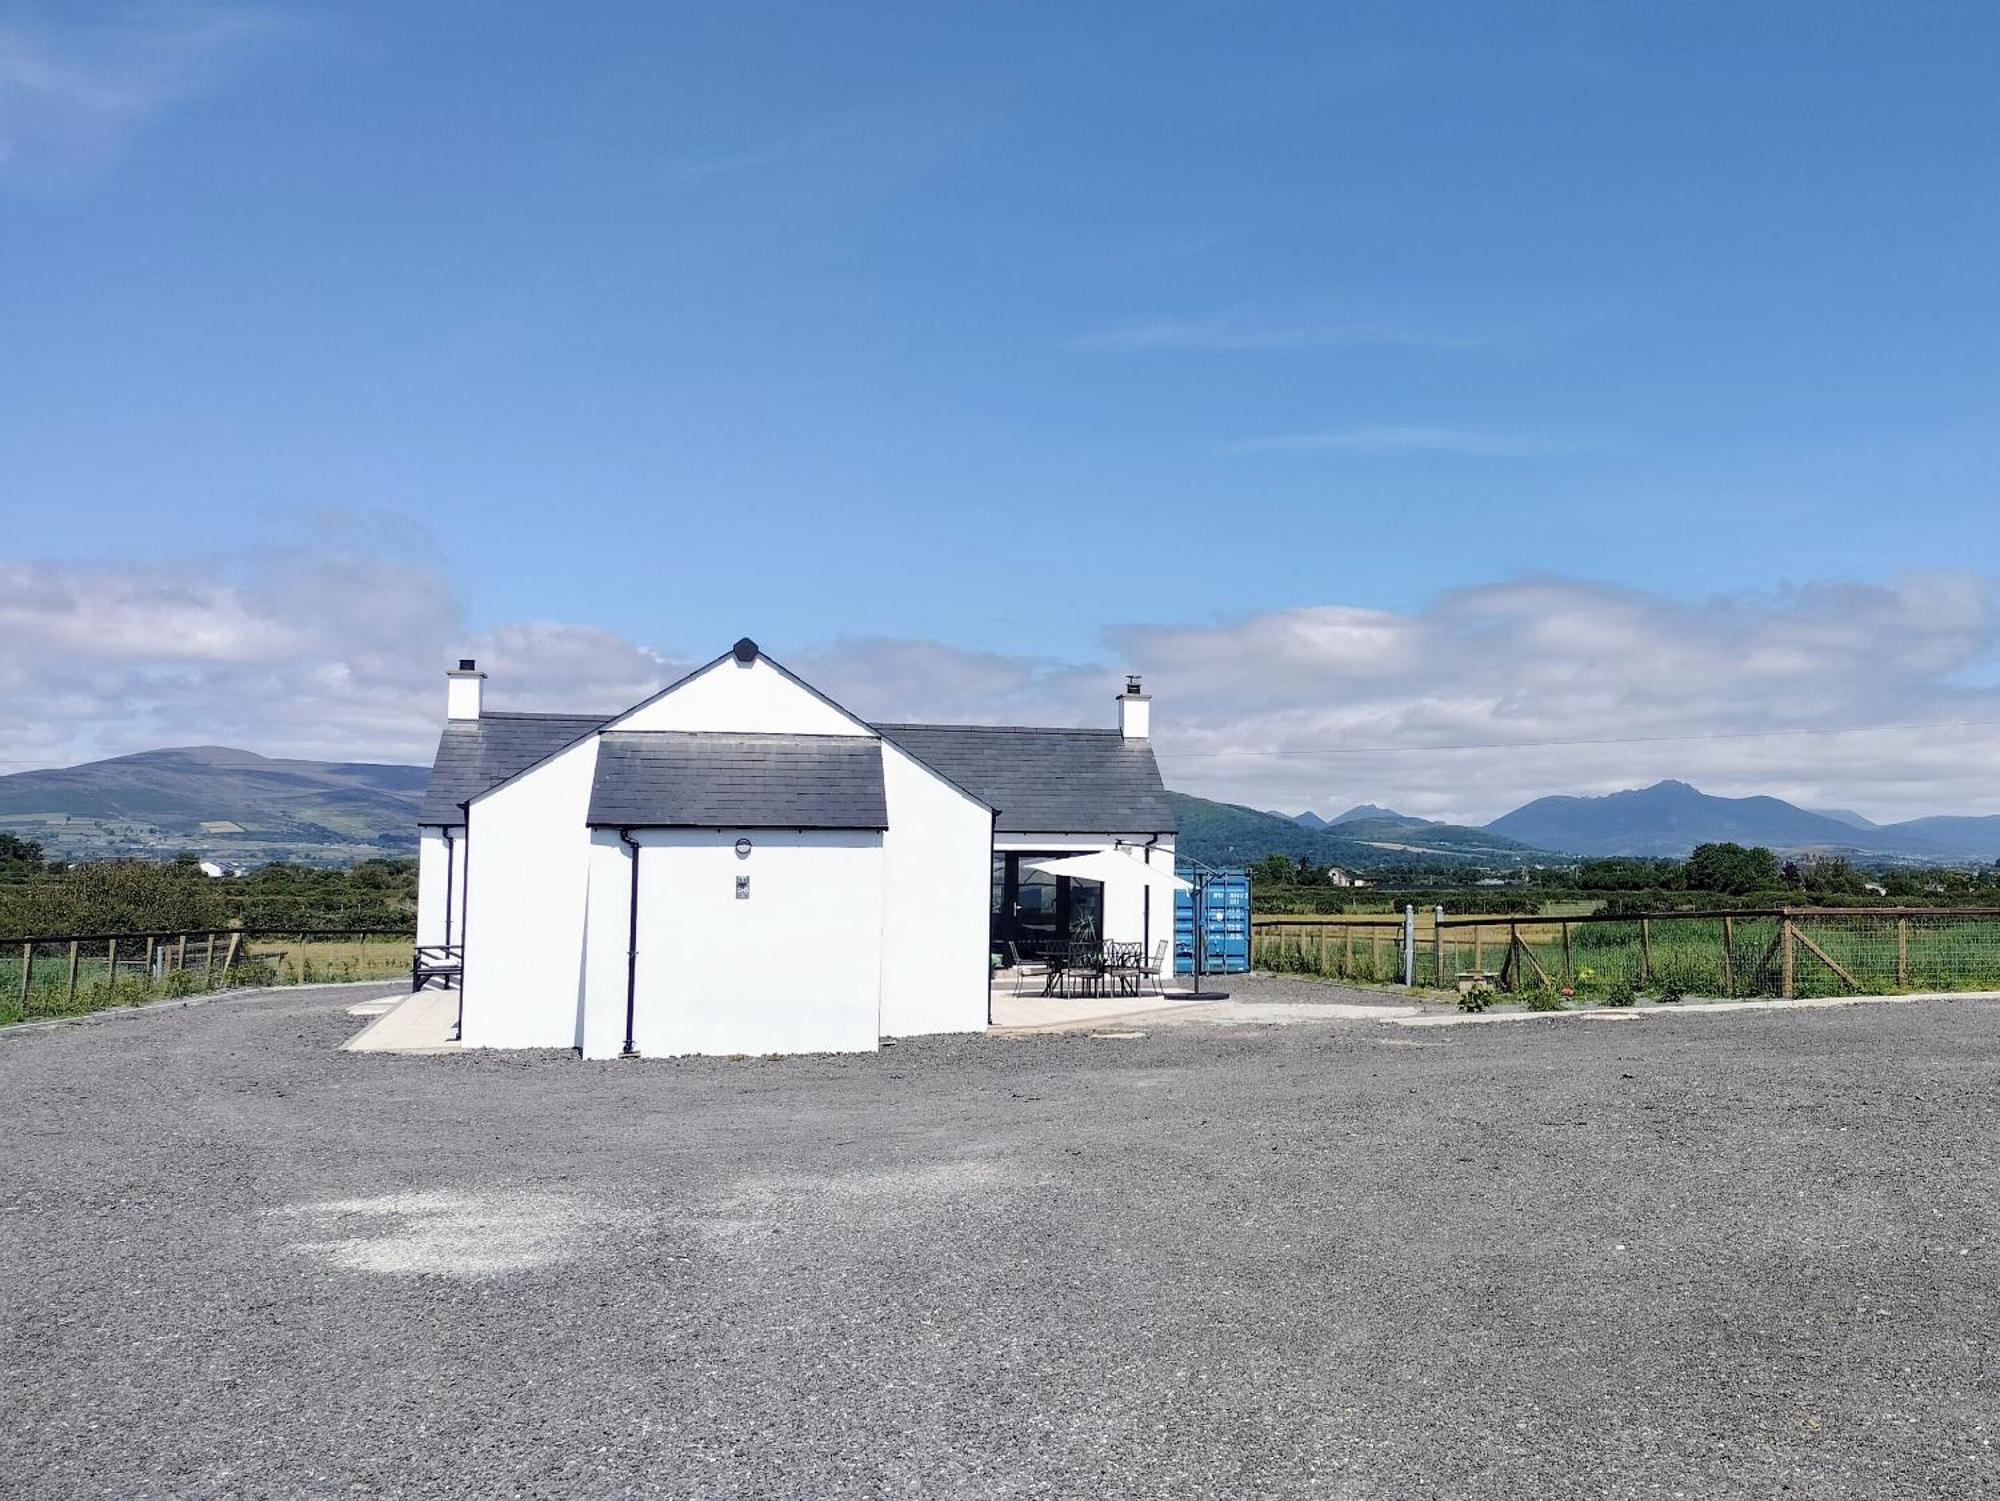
[732,637,759,664]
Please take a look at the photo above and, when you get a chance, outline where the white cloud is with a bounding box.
[3,536,1997,827]
[0,3,273,176]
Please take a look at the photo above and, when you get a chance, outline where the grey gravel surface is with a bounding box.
[4,979,1998,1499]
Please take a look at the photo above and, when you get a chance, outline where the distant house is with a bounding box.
[415,640,1178,1058]
[197,860,244,879]
[1325,867,1367,888]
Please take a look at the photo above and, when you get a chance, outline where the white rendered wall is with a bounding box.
[580,829,638,1060]
[416,826,468,948]
[458,736,600,1050]
[417,828,447,946]
[878,740,990,1036]
[610,829,885,1058]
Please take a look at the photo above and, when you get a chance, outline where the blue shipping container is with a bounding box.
[1174,870,1251,975]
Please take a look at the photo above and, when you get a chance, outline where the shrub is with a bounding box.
[1457,988,1492,1013]
[1522,988,1565,1012]
[1604,972,1638,1008]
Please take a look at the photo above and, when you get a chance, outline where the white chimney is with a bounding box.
[446,658,486,721]
[1117,674,1150,739]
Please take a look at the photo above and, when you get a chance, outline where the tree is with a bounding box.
[1683,842,1781,895]
[1250,854,1298,888]
[0,859,225,939]
[0,834,47,876]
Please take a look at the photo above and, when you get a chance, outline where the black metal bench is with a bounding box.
[411,944,463,992]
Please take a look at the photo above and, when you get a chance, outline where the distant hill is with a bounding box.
[0,746,424,865]
[1173,793,1550,870]
[1483,779,2000,862]
[1271,804,1431,831]
[1328,803,1427,828]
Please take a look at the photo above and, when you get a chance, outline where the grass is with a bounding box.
[0,935,412,1027]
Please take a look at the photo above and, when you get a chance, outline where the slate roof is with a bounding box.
[872,724,1176,834]
[418,712,608,825]
[586,732,889,830]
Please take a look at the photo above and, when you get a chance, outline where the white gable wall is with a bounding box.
[878,740,991,1035]
[459,735,599,1050]
[614,655,864,736]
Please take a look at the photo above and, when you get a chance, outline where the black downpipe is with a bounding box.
[986,812,998,1027]
[1140,833,1161,969]
[453,806,471,1041]
[442,831,456,947]
[619,828,641,1058]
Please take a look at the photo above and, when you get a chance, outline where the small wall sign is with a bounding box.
[736,875,750,899]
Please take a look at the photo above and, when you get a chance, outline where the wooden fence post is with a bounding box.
[66,941,80,1007]
[1781,919,1796,1000]
[221,931,242,978]
[1640,919,1654,983]
[144,936,156,989]
[1473,926,1483,978]
[1432,913,1444,991]
[1344,926,1354,976]
[203,932,216,983]
[1721,916,1735,997]
[175,933,188,972]
[106,938,117,998]
[1561,922,1572,982]
[18,942,30,1012]
[1897,918,1910,989]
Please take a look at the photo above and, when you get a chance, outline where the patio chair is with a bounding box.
[1047,940,1109,998]
[1002,941,1050,998]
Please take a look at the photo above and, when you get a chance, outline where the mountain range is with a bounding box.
[0,746,425,866]
[1275,780,2000,864]
[1480,780,2000,863]
[5,746,2000,870]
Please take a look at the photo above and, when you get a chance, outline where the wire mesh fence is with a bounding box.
[0,929,415,1026]
[1253,908,2000,1000]
[1251,920,1411,985]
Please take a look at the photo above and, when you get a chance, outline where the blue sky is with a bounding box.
[5,2,2000,820]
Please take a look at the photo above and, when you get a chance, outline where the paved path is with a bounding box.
[344,986,461,1053]
[6,978,1999,1497]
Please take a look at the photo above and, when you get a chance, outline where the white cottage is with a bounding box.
[415,639,1177,1058]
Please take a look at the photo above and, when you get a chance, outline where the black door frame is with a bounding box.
[992,851,1099,961]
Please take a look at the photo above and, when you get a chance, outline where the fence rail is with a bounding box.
[2,927,415,1026]
[1253,907,2000,1000]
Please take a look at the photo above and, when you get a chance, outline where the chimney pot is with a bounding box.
[458,658,476,672]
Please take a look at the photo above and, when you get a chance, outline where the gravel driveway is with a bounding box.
[4,979,1997,1498]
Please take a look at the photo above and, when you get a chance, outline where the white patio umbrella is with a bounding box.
[1020,848,1192,895]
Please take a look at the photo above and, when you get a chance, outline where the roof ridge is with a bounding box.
[479,710,612,721]
[601,728,880,742]
[871,721,1120,736]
